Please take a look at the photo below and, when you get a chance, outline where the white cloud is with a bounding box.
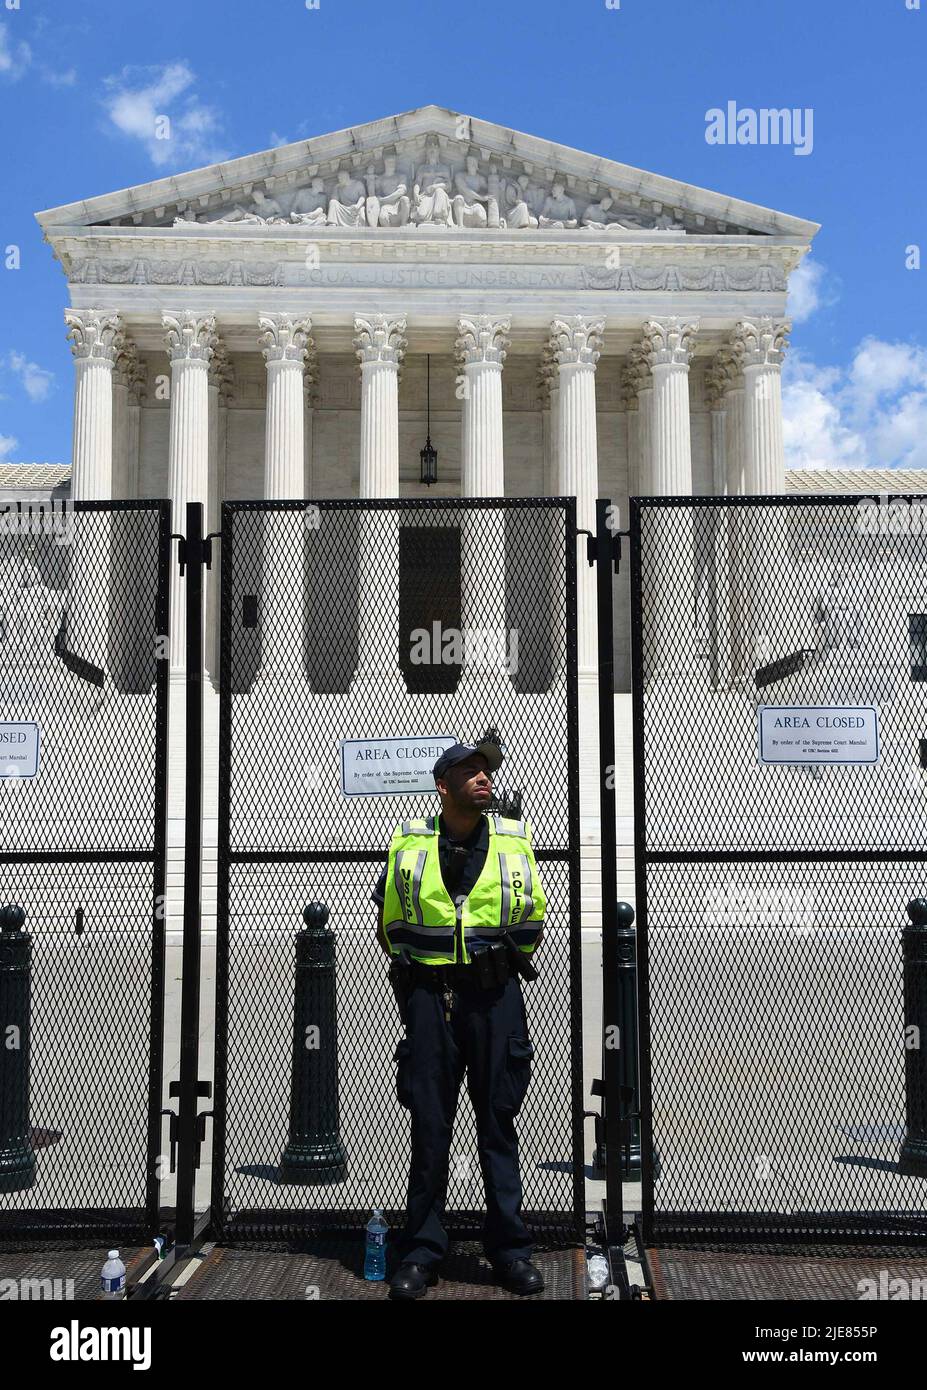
[6,351,54,403]
[102,61,228,169]
[0,20,31,80]
[0,434,18,461]
[783,338,927,470]
[786,256,839,325]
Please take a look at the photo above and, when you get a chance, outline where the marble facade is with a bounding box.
[35,106,819,911]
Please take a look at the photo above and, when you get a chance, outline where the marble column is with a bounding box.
[163,311,217,671]
[112,338,141,501]
[548,316,604,832]
[549,316,604,671]
[641,318,698,680]
[538,342,560,496]
[258,314,314,681]
[621,346,649,499]
[110,339,147,688]
[716,347,749,684]
[63,310,123,672]
[260,313,313,499]
[206,343,232,684]
[704,359,732,689]
[353,314,406,688]
[732,318,793,679]
[737,317,790,495]
[456,316,511,684]
[643,317,698,495]
[65,310,123,503]
[304,358,318,495]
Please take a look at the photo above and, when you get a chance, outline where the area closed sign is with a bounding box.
[757,706,880,765]
[341,734,456,796]
[0,722,41,778]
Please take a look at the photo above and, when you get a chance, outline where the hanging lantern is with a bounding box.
[419,354,438,485]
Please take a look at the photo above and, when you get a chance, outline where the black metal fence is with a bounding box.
[630,495,927,1243]
[212,498,583,1242]
[0,499,170,1245]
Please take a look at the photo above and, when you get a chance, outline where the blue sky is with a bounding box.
[1,0,925,470]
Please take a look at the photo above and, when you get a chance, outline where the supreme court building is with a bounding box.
[31,106,820,918]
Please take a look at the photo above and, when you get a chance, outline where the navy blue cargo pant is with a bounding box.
[394,971,534,1268]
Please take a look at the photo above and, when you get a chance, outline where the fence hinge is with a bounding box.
[172,530,222,576]
[581,526,628,574]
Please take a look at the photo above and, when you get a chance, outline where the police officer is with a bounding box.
[371,739,546,1299]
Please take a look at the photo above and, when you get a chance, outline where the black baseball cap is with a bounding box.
[433,740,503,780]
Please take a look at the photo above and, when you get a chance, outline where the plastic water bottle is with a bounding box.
[100,1250,126,1299]
[364,1210,388,1281]
[587,1253,609,1291]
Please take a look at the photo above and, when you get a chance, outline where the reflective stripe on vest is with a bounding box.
[499,851,534,927]
[493,815,528,838]
[393,848,427,927]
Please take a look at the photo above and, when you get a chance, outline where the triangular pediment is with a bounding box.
[36,105,818,239]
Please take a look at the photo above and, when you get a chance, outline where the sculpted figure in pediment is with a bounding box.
[538,181,578,229]
[327,169,368,228]
[365,154,411,227]
[502,174,544,229]
[582,194,635,230]
[290,178,329,225]
[452,154,491,229]
[196,188,288,224]
[411,138,454,227]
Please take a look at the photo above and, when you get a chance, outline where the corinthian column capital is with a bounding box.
[208,341,235,400]
[642,317,699,368]
[711,345,743,398]
[113,337,145,399]
[548,315,604,368]
[621,343,651,409]
[455,315,510,367]
[353,313,407,367]
[258,312,314,365]
[163,311,218,363]
[731,317,791,369]
[65,309,124,363]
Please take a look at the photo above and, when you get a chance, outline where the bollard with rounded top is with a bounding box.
[594,901,642,1181]
[279,902,348,1184]
[899,898,927,1178]
[0,904,37,1193]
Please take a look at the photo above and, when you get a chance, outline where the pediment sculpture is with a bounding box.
[172,144,689,233]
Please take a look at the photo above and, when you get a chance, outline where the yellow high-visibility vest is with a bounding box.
[382,814,546,966]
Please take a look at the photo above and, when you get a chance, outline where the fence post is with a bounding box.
[899,898,927,1178]
[593,498,625,1245]
[0,904,36,1193]
[280,902,348,1183]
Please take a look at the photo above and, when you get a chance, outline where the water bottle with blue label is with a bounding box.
[364,1210,388,1281]
[100,1249,126,1298]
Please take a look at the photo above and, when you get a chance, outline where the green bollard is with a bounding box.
[0,904,36,1193]
[279,902,348,1184]
[899,898,927,1178]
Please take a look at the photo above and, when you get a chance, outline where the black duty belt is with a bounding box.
[410,951,513,991]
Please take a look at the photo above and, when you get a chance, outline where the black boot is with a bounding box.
[388,1262,439,1299]
[493,1258,544,1295]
